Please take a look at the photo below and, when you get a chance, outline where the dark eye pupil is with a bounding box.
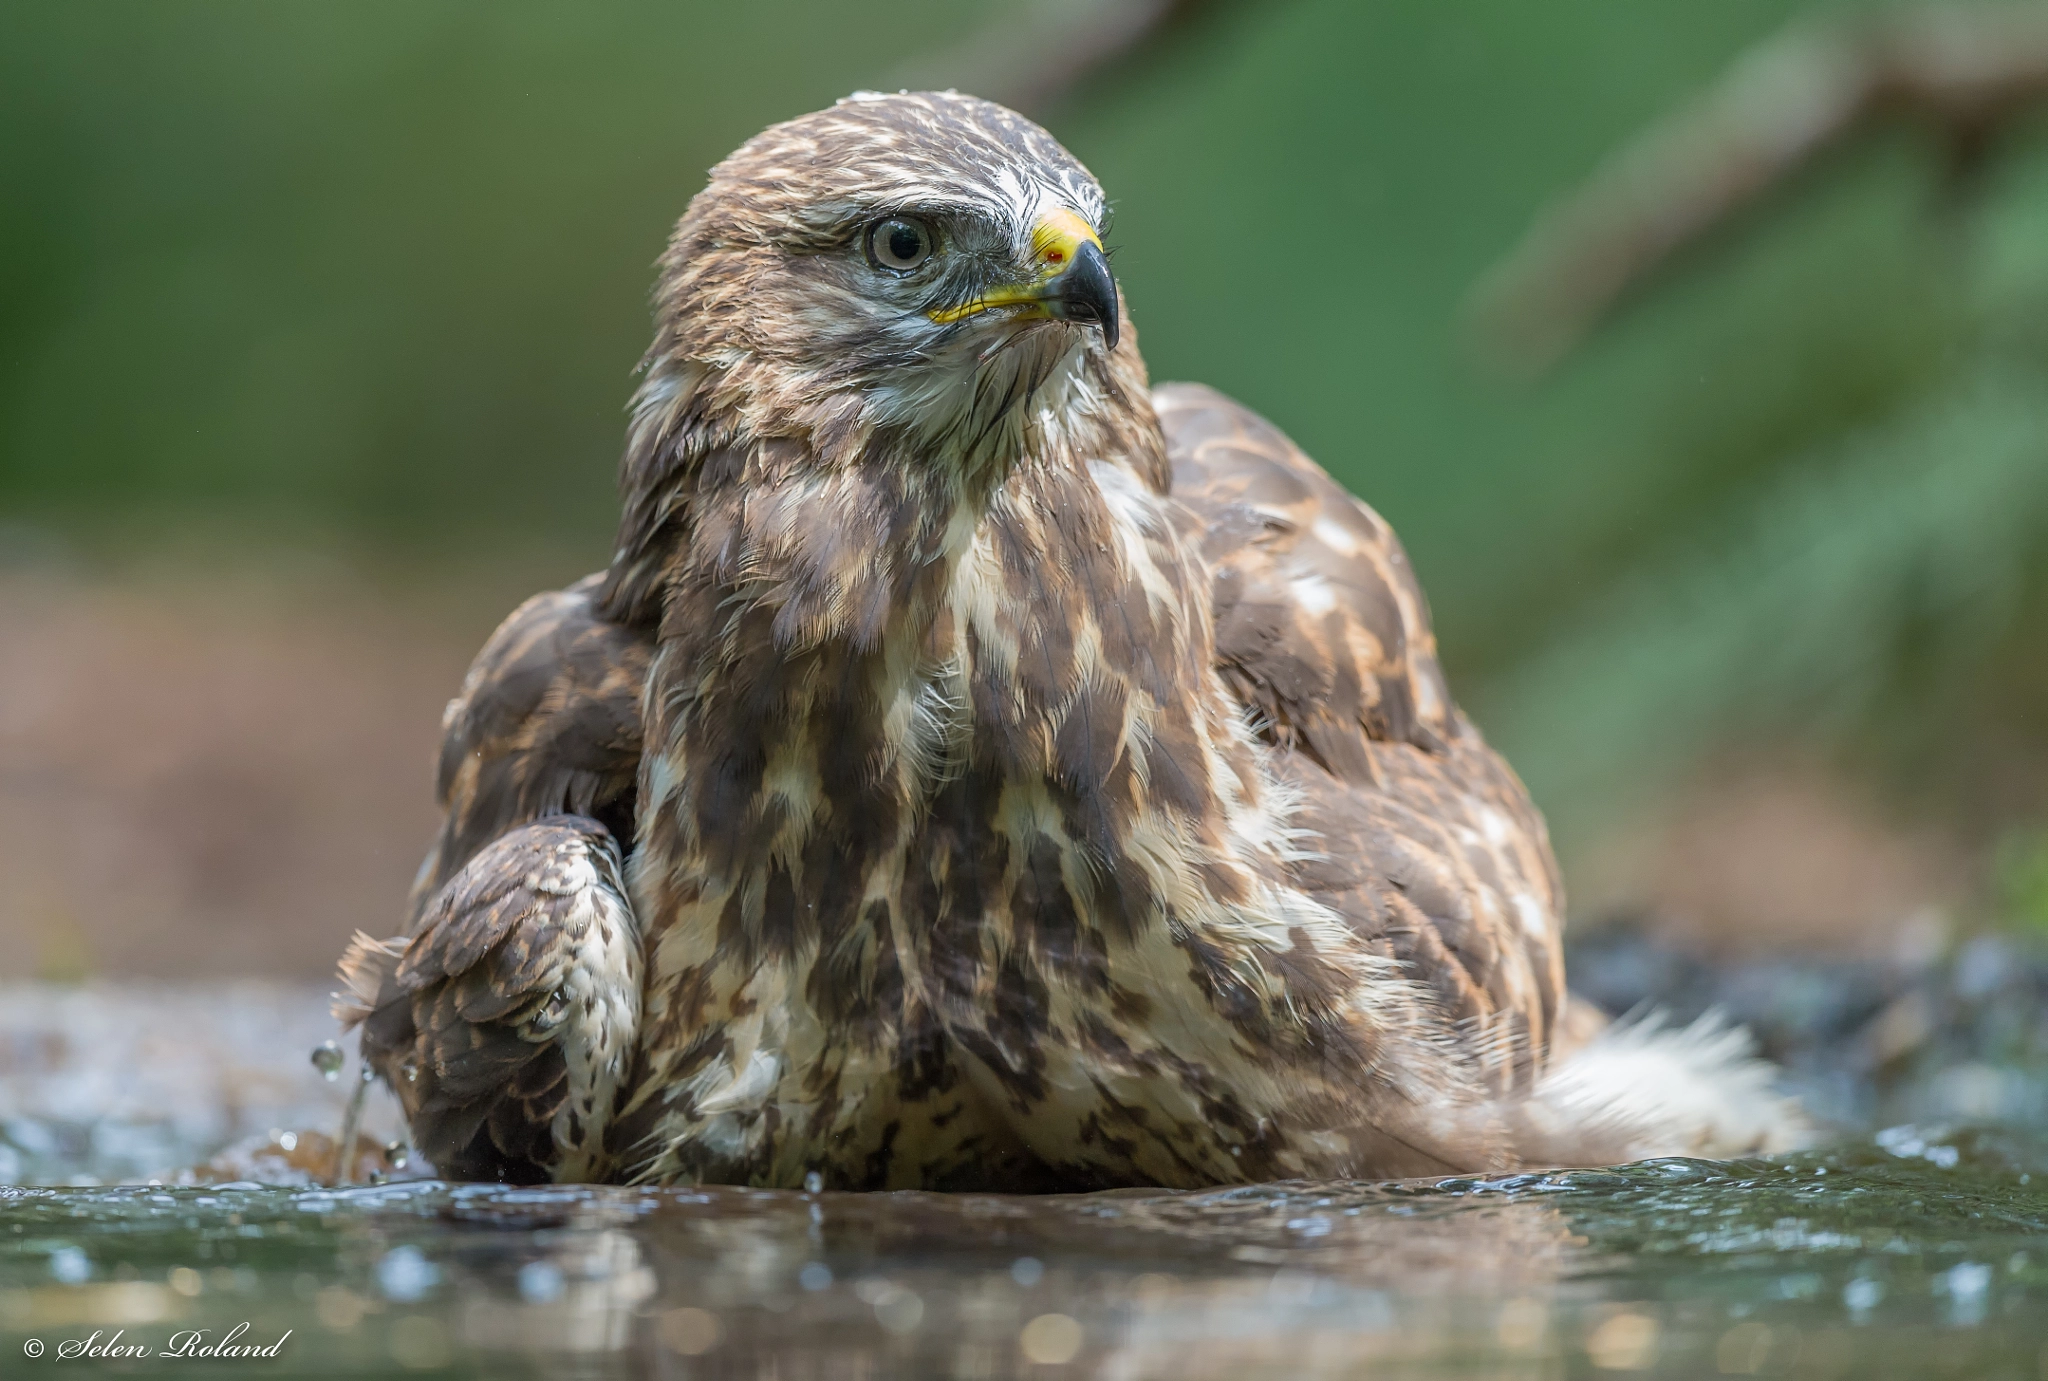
[887,224,923,262]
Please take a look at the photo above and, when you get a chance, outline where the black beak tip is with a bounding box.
[1056,240,1120,352]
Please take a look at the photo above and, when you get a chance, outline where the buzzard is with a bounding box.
[336,92,1804,1189]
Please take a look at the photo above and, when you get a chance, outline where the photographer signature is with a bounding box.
[22,1323,291,1360]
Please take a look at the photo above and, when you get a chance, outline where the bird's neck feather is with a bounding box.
[624,352,1184,893]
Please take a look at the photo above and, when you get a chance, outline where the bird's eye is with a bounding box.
[866,217,934,272]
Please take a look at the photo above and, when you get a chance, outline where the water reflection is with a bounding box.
[2,985,2045,1376]
[1,1143,2044,1378]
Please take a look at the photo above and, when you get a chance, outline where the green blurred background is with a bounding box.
[6,0,2048,975]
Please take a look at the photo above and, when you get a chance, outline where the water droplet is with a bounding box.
[518,1260,564,1303]
[375,1245,439,1302]
[1011,1256,1044,1287]
[872,1285,924,1334]
[48,1245,91,1285]
[799,1262,833,1291]
[401,1060,419,1084]
[1018,1312,1082,1364]
[1937,1261,1992,1326]
[659,1307,721,1356]
[310,1041,344,1081]
[386,1141,410,1170]
[803,1171,823,1195]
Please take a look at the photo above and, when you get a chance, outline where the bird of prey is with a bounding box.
[336,92,1804,1190]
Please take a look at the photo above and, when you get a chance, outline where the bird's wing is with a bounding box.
[1157,381,1567,1076]
[337,817,641,1184]
[1154,381,1453,782]
[412,574,653,920]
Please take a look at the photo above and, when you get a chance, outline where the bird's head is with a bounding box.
[643,91,1133,470]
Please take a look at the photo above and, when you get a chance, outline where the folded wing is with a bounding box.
[337,818,640,1183]
[1158,382,1568,1081]
[412,574,652,918]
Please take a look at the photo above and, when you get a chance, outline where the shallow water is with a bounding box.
[3,1137,2044,1377]
[2,986,2046,1378]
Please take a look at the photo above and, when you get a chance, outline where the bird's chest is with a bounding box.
[626,469,1250,1186]
[638,468,1208,954]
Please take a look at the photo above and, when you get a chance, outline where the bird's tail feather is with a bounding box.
[1503,1009,1813,1168]
[331,931,406,1030]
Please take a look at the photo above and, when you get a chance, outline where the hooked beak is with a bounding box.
[1044,239,1119,351]
[927,207,1120,352]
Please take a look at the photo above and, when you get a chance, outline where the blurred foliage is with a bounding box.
[1997,826,2048,938]
[0,0,1004,542]
[1464,21,2048,847]
[6,0,2048,855]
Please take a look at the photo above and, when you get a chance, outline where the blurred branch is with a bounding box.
[1478,362,2048,844]
[895,0,1235,116]
[1467,4,2048,377]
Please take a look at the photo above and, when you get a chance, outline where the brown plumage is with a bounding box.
[408,576,649,917]
[1158,383,1567,1078]
[338,819,639,1183]
[336,92,1804,1188]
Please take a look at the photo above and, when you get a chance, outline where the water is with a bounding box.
[1,1140,2044,1377]
[311,1043,345,1084]
[2,985,2045,1377]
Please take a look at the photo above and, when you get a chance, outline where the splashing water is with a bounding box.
[1,984,2044,1376]
[0,1140,2042,1377]
[309,1042,344,1083]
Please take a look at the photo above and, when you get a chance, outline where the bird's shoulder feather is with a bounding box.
[1157,380,1454,782]
[1157,381,1567,1076]
[413,575,652,918]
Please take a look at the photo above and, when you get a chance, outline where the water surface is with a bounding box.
[3,1135,2044,1378]
[2,984,2044,1378]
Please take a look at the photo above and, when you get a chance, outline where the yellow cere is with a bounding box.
[927,207,1102,325]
